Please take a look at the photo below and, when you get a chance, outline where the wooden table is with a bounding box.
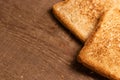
[0,0,108,80]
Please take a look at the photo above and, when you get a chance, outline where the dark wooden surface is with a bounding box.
[0,0,108,80]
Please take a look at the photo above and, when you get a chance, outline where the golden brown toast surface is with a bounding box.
[53,0,120,41]
[78,7,120,80]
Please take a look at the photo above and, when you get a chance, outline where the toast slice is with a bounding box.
[78,6,120,80]
[53,0,120,42]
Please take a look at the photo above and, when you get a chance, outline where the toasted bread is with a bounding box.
[53,0,120,42]
[78,6,120,80]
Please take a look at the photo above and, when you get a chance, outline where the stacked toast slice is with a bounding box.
[53,0,120,80]
[78,7,120,80]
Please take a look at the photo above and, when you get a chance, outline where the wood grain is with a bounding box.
[0,0,108,80]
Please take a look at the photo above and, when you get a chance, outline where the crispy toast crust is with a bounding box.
[53,0,120,42]
[78,6,120,80]
[53,1,85,42]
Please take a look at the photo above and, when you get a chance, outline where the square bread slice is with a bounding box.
[78,6,120,80]
[53,0,120,42]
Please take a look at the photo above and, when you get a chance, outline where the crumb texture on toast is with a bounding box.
[78,7,120,80]
[53,0,120,41]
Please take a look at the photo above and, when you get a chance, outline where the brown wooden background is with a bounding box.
[0,0,108,80]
